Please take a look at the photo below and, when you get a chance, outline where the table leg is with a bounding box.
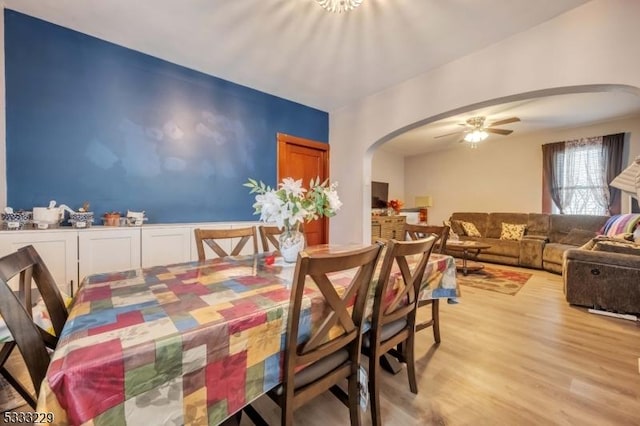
[462,249,468,276]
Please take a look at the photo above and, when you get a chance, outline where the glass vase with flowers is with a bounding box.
[244,177,342,262]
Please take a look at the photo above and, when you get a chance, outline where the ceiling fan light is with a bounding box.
[316,0,363,13]
[464,129,488,143]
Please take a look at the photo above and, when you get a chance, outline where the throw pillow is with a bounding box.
[599,214,640,237]
[559,228,597,246]
[443,220,460,240]
[593,240,640,256]
[500,223,526,241]
[460,221,481,237]
[449,219,466,237]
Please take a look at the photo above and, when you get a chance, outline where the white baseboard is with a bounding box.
[588,308,638,321]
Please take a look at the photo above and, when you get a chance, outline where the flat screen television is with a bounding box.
[371,181,389,208]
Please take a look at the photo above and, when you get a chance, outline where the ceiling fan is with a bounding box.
[434,116,521,145]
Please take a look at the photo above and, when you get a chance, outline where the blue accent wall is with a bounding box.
[4,10,328,223]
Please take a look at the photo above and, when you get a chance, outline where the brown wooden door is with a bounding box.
[277,133,330,245]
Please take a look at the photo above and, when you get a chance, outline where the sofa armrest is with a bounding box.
[519,237,546,269]
[564,248,640,269]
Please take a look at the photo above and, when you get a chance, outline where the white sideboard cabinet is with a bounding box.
[141,225,192,267]
[78,227,141,280]
[0,229,78,294]
[0,221,263,294]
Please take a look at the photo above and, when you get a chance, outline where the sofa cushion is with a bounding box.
[447,219,465,237]
[543,242,576,264]
[479,238,520,258]
[559,228,597,246]
[526,213,550,237]
[600,214,640,236]
[450,213,488,236]
[548,214,609,243]
[486,213,528,238]
[593,240,640,256]
[461,221,481,237]
[500,223,527,241]
[582,234,635,250]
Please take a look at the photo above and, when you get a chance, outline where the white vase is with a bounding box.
[279,224,305,263]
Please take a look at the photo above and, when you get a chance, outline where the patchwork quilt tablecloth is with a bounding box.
[36,251,458,425]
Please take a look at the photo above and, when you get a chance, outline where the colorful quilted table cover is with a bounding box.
[37,252,458,425]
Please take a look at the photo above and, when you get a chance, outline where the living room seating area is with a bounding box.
[446,211,640,314]
[447,211,613,273]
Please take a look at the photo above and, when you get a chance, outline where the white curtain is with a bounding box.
[559,136,609,215]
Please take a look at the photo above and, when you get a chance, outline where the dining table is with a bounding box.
[36,246,459,425]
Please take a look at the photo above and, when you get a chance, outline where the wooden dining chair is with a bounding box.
[0,245,68,408]
[404,223,450,343]
[194,226,258,260]
[258,224,304,252]
[259,225,281,252]
[244,243,384,426]
[404,223,450,254]
[364,236,437,426]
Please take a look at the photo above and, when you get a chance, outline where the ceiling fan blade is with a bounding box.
[489,117,520,127]
[434,131,462,139]
[486,128,513,135]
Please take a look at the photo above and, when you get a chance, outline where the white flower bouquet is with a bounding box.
[244,177,342,230]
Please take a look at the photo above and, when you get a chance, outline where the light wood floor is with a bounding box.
[3,264,640,425]
[248,264,640,425]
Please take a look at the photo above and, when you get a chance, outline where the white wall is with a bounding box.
[330,0,640,244]
[404,115,640,225]
[371,148,404,204]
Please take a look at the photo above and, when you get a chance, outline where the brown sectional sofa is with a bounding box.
[447,212,609,274]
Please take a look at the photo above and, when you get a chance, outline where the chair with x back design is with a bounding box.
[194,226,259,260]
[0,245,68,408]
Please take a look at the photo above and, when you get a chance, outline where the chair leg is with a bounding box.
[282,400,294,426]
[369,354,382,426]
[347,373,361,426]
[432,299,441,344]
[219,410,243,426]
[243,405,269,426]
[0,367,36,408]
[406,333,418,394]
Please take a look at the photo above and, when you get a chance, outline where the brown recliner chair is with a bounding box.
[563,241,640,315]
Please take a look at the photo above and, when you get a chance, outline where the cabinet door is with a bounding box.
[141,227,192,267]
[0,230,78,294]
[78,228,141,282]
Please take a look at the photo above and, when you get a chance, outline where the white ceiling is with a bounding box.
[3,0,590,112]
[381,91,640,156]
[10,0,637,157]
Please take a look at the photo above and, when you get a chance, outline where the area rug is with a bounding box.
[457,266,532,296]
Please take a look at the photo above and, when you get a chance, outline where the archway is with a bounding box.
[362,84,640,241]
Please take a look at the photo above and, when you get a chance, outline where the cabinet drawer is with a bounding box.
[371,215,406,241]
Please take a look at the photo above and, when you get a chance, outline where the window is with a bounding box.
[542,134,625,215]
[557,139,608,215]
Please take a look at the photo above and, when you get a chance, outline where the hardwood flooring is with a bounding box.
[3,264,639,425]
[248,264,640,425]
